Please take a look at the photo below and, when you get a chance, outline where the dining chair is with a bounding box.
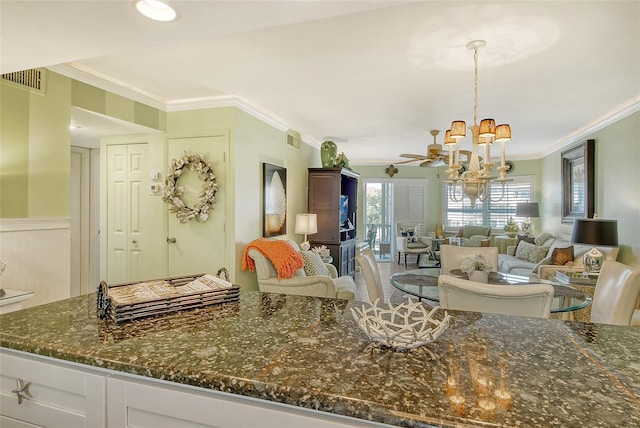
[356,249,386,302]
[590,260,640,326]
[439,245,499,277]
[438,275,554,318]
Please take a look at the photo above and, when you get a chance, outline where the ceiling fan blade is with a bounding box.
[421,159,446,168]
[399,153,428,159]
[395,158,421,165]
[419,159,434,167]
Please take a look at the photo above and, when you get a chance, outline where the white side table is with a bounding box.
[0,289,34,314]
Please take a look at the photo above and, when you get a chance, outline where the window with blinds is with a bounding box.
[443,175,535,229]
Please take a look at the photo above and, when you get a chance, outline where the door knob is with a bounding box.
[167,237,177,243]
[132,240,137,245]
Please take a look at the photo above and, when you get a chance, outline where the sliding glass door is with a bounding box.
[363,182,393,261]
[363,179,428,262]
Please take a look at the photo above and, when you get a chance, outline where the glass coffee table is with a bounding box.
[390,268,591,314]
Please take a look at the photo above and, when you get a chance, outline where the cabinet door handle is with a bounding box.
[12,378,33,404]
[167,237,177,244]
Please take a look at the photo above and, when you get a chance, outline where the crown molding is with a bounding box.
[48,63,294,134]
[47,63,167,110]
[530,97,640,159]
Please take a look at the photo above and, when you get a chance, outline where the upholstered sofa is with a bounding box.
[246,240,356,300]
[497,233,619,277]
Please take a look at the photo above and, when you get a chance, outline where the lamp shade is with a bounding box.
[495,124,511,142]
[571,219,618,247]
[444,130,456,145]
[516,202,539,218]
[295,213,317,235]
[450,121,466,139]
[478,118,496,138]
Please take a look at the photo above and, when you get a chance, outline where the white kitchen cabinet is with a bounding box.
[106,376,378,428]
[1,349,385,428]
[0,350,105,428]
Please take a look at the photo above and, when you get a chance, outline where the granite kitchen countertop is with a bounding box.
[1,290,639,427]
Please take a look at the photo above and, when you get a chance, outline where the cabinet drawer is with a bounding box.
[0,350,105,428]
[108,377,375,428]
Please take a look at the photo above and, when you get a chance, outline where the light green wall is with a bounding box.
[0,72,71,217]
[232,111,317,289]
[167,107,318,290]
[539,111,640,268]
[0,83,30,217]
[0,71,165,219]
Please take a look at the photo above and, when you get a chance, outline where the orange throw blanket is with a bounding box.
[242,238,304,279]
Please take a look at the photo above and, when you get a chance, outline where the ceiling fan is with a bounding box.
[397,130,472,168]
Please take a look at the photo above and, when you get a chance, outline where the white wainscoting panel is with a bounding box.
[0,219,71,308]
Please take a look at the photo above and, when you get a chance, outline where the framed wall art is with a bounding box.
[263,163,287,237]
[561,139,595,223]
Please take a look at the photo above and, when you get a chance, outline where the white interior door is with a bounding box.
[106,144,148,284]
[167,136,227,277]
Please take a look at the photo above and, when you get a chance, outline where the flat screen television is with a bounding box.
[339,195,348,224]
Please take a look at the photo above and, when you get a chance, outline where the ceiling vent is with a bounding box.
[1,68,46,94]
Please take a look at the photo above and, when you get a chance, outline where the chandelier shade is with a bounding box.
[444,40,512,208]
[495,124,512,142]
[450,121,467,139]
[478,119,496,139]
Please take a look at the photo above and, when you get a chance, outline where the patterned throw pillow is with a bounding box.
[300,251,330,276]
[552,246,574,265]
[517,235,536,247]
[515,241,550,264]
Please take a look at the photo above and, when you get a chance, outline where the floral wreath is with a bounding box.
[162,152,218,223]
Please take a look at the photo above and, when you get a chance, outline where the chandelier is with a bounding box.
[444,40,511,208]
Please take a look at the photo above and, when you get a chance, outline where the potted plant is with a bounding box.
[460,254,494,283]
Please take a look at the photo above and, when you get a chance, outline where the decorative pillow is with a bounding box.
[300,251,330,276]
[534,232,553,246]
[552,246,574,265]
[517,235,535,247]
[515,241,550,264]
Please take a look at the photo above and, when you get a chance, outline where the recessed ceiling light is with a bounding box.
[135,0,177,22]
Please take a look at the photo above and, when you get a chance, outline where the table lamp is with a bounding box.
[571,218,618,272]
[295,213,317,251]
[516,202,539,236]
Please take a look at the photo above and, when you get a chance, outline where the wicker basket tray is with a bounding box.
[97,272,240,323]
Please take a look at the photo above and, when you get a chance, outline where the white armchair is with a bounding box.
[438,275,554,319]
[247,241,356,300]
[396,222,431,267]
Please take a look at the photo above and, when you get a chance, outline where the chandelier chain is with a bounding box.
[473,47,479,128]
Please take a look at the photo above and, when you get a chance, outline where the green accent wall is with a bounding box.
[0,83,30,217]
[539,111,640,268]
[1,71,165,219]
[0,72,71,217]
[167,107,318,289]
